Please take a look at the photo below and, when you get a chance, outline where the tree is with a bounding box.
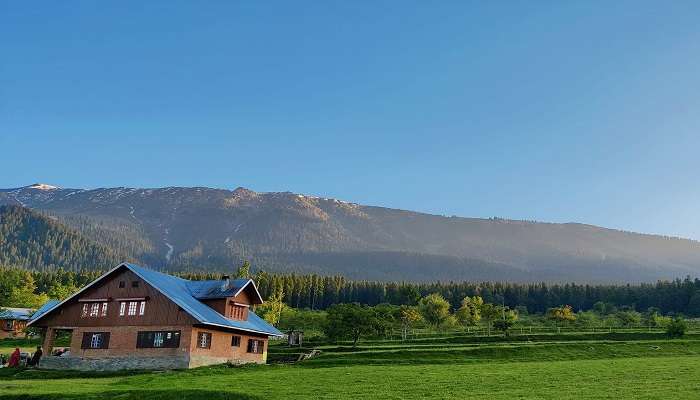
[493,307,518,336]
[666,317,687,338]
[418,293,451,327]
[546,305,576,326]
[456,296,483,328]
[234,261,251,279]
[324,303,378,347]
[615,310,641,328]
[480,303,502,336]
[257,289,286,326]
[398,305,422,340]
[592,301,617,315]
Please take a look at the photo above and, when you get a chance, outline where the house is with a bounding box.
[28,262,282,370]
[0,307,33,339]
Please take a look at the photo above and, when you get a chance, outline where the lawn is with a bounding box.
[2,336,700,399]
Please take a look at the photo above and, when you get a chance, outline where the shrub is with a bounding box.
[666,317,687,338]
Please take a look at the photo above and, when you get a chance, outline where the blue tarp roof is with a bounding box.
[0,307,34,321]
[29,263,282,337]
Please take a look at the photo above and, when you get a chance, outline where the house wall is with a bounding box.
[0,319,27,339]
[35,269,196,328]
[189,326,268,368]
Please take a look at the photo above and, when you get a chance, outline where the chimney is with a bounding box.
[221,275,230,291]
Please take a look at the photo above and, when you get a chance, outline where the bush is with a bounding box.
[666,317,687,338]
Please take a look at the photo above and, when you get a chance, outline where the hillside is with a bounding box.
[1,183,700,282]
[0,205,125,270]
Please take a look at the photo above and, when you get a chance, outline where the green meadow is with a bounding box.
[2,333,700,399]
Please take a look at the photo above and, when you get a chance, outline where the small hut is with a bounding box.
[287,330,303,347]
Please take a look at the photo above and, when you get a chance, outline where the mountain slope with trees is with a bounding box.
[2,184,700,282]
[0,205,125,270]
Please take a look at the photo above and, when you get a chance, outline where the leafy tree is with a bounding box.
[257,289,286,326]
[666,317,687,338]
[493,307,518,336]
[398,305,422,340]
[615,310,641,328]
[480,303,502,336]
[234,260,251,279]
[546,305,576,325]
[324,303,378,347]
[456,296,483,327]
[418,293,451,327]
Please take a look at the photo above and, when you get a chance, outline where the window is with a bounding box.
[132,281,140,288]
[247,339,264,354]
[197,332,212,349]
[119,302,126,316]
[139,301,146,316]
[82,302,108,318]
[81,332,110,349]
[230,305,247,320]
[231,335,241,347]
[89,303,100,317]
[136,331,181,348]
[4,320,13,330]
[127,301,138,316]
[118,281,125,288]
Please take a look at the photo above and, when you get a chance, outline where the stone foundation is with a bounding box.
[39,355,190,371]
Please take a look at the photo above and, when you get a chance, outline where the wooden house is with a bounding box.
[28,262,282,370]
[0,307,33,339]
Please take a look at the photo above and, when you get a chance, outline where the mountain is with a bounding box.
[1,183,700,282]
[0,205,124,270]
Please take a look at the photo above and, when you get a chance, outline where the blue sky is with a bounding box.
[2,1,700,239]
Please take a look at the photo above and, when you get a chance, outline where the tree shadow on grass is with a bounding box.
[3,390,263,400]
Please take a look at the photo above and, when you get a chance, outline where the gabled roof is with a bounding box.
[0,307,34,321]
[186,277,264,303]
[28,263,282,337]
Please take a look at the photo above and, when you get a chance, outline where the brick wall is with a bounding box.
[69,325,193,358]
[189,327,267,367]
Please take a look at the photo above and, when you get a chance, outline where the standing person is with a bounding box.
[28,346,43,367]
[8,348,20,367]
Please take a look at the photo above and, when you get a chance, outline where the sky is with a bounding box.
[2,1,700,240]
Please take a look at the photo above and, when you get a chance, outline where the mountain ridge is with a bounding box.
[1,183,699,282]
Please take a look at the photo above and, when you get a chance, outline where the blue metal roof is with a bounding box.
[124,263,282,336]
[0,307,35,321]
[186,278,254,299]
[29,300,61,322]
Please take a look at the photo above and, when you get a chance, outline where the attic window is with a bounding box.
[132,281,140,288]
[119,281,125,288]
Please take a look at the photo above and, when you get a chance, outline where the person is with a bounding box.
[28,346,43,367]
[8,348,20,367]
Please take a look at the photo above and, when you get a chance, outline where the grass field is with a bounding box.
[2,333,700,399]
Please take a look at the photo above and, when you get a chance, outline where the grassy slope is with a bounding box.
[1,336,700,399]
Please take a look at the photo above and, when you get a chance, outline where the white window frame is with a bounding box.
[89,302,100,317]
[119,302,126,316]
[139,301,146,316]
[82,303,89,318]
[127,301,138,316]
[101,302,108,317]
[90,333,102,349]
[199,332,210,348]
[153,332,164,347]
